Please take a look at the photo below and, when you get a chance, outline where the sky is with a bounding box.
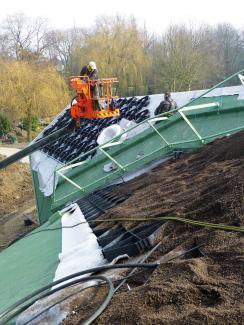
[0,0,243,34]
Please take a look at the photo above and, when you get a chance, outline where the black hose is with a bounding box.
[23,284,97,324]
[20,241,209,325]
[0,123,75,169]
[0,241,209,324]
[0,275,113,325]
[21,270,147,325]
[0,263,159,324]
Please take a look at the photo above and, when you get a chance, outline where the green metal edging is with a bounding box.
[51,120,244,210]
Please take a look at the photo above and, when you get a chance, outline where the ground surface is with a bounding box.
[0,154,36,251]
[0,147,29,163]
[63,131,244,325]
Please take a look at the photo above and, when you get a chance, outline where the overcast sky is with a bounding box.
[0,0,243,33]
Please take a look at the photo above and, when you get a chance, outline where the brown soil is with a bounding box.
[0,154,36,250]
[63,131,244,325]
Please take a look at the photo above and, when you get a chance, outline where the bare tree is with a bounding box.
[214,23,244,80]
[44,27,86,75]
[153,25,205,92]
[0,13,49,61]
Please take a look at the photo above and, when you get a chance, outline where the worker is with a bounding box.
[80,61,100,109]
[154,92,177,116]
[80,61,98,80]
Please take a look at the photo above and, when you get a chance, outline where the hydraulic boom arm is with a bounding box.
[0,123,74,169]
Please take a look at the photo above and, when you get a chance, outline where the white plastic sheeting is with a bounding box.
[31,151,62,197]
[97,118,149,147]
[16,304,67,325]
[97,124,126,145]
[16,203,105,325]
[53,203,106,286]
[119,118,150,138]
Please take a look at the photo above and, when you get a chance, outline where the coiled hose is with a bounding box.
[0,263,158,325]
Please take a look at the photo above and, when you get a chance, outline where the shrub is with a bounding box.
[0,113,12,136]
[22,116,39,132]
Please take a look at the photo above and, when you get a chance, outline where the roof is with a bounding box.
[1,71,244,323]
[39,96,150,164]
[0,185,162,323]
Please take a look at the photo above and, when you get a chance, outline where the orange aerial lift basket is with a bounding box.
[69,76,120,126]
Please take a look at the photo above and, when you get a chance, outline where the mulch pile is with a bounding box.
[63,131,244,325]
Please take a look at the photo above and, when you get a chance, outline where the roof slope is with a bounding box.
[1,76,244,322]
[63,130,244,325]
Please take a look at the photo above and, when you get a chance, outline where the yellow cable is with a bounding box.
[90,216,244,233]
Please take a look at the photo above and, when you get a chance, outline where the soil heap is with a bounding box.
[63,131,244,325]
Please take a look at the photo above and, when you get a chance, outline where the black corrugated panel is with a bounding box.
[75,184,163,262]
[41,96,150,164]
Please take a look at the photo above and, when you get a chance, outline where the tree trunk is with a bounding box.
[27,107,32,142]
